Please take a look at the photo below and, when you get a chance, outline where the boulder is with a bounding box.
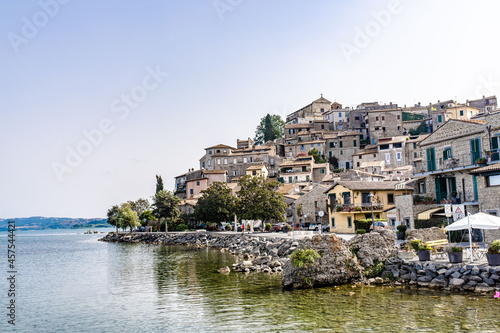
[282,234,364,289]
[348,229,397,267]
[406,227,447,242]
[217,266,230,274]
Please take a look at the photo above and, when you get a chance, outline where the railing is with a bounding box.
[425,153,480,172]
[334,203,385,213]
[436,192,478,204]
[484,150,500,162]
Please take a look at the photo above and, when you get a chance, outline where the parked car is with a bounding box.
[272,223,285,232]
[370,221,388,231]
[322,225,330,233]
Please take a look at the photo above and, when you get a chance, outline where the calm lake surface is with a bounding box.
[1,229,499,332]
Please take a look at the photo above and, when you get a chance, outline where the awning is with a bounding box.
[417,207,444,220]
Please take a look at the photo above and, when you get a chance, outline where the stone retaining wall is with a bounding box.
[382,257,500,293]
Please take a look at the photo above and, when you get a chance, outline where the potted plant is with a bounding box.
[475,157,487,165]
[396,225,407,240]
[444,245,463,263]
[417,244,432,261]
[486,240,500,266]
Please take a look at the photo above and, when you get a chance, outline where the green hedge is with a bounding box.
[414,218,446,229]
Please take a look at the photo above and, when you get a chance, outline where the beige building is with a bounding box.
[286,95,334,124]
[185,170,227,199]
[246,165,269,178]
[325,181,410,234]
[432,105,480,130]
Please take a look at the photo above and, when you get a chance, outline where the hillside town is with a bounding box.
[172,94,500,242]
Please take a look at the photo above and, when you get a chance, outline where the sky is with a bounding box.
[1,0,500,218]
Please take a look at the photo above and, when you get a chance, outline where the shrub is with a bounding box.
[418,244,432,251]
[396,225,407,233]
[414,218,446,229]
[265,223,272,231]
[488,240,500,254]
[225,224,232,231]
[410,239,423,252]
[413,195,422,203]
[175,223,188,231]
[365,261,385,278]
[356,229,366,235]
[423,196,435,203]
[289,248,321,268]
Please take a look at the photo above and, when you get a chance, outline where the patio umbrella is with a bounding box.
[445,212,500,262]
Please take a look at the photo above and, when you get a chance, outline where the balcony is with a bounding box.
[414,153,481,177]
[334,203,386,213]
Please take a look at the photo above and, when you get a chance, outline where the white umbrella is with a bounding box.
[445,212,500,262]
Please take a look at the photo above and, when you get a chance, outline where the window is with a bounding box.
[397,126,401,130]
[385,153,391,165]
[380,144,389,150]
[419,182,426,193]
[354,140,357,147]
[289,129,295,134]
[414,152,418,158]
[329,142,334,148]
[202,162,205,168]
[190,189,193,195]
[331,218,335,227]
[382,127,386,131]
[208,159,211,166]
[249,157,254,162]
[315,201,319,208]
[397,115,400,119]
[443,147,452,160]
[270,157,274,165]
[233,158,237,164]
[357,162,360,167]
[426,147,436,171]
[396,152,401,162]
[393,143,402,148]
[345,112,348,117]
[340,141,343,148]
[438,115,442,122]
[320,168,326,174]
[321,125,324,129]
[216,150,220,153]
[382,116,385,121]
[470,138,481,164]
[488,175,500,186]
[487,210,499,216]
[196,181,200,186]
[223,149,227,153]
[460,110,464,116]
[306,175,310,181]
[224,158,228,164]
[233,170,237,176]
[355,116,360,120]
[338,125,342,129]
[339,112,342,117]
[375,127,379,131]
[359,155,362,159]
[329,151,333,158]
[387,193,394,204]
[243,157,248,163]
[263,156,268,162]
[321,108,324,113]
[340,151,343,155]
[217,159,221,165]
[413,143,417,149]
[317,143,320,147]
[311,144,314,149]
[300,144,305,150]
[252,171,257,175]
[347,217,352,228]
[376,116,379,121]
[208,150,212,154]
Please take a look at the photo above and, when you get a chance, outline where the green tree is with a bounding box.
[152,190,181,232]
[237,175,287,230]
[328,155,339,169]
[155,175,164,193]
[118,206,141,233]
[254,114,285,145]
[127,198,150,216]
[194,182,237,225]
[409,120,429,135]
[107,205,121,232]
[308,148,326,163]
[139,210,157,227]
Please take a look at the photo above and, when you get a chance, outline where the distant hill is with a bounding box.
[0,216,112,231]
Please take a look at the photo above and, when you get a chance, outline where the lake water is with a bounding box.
[1,229,499,332]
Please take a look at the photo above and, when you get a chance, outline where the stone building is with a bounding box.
[325,131,361,169]
[278,154,330,184]
[290,184,330,227]
[466,95,497,113]
[414,119,488,216]
[432,105,480,130]
[366,109,404,144]
[199,141,282,182]
[286,95,333,124]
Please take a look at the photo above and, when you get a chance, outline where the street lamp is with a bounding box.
[367,193,375,231]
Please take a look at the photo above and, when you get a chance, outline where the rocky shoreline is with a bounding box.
[100,231,500,294]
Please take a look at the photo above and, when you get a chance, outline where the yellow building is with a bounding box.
[325,181,409,234]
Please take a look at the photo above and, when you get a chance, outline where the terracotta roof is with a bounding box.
[469,162,500,174]
[284,123,314,129]
[203,170,227,174]
[205,144,236,150]
[246,165,266,171]
[277,184,295,194]
[336,180,405,191]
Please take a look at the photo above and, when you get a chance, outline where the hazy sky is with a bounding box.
[1,0,500,218]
